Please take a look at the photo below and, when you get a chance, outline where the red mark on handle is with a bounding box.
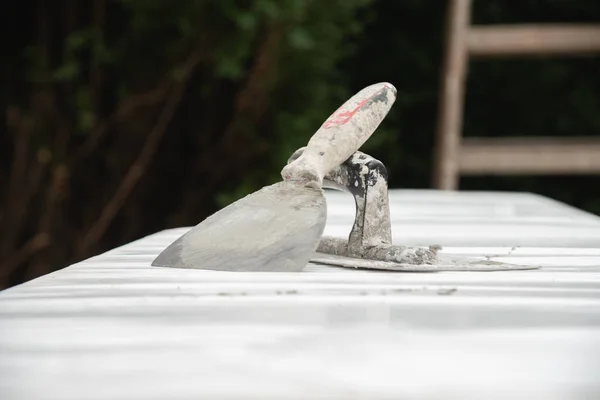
[321,86,387,129]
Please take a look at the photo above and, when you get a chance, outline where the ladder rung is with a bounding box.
[459,137,600,174]
[468,24,600,56]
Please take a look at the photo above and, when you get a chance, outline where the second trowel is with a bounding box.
[152,82,397,272]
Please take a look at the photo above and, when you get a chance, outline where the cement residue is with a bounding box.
[317,236,441,265]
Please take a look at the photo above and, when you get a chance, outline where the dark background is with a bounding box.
[2,0,599,288]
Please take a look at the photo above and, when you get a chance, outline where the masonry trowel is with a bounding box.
[152,82,397,272]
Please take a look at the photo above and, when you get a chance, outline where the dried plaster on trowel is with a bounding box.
[291,150,441,266]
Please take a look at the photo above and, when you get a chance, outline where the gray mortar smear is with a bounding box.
[317,237,440,265]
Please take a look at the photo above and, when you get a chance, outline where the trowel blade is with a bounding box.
[311,253,539,272]
[152,180,326,272]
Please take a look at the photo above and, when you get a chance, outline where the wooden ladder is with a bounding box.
[433,0,600,190]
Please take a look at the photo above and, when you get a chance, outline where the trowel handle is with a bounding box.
[281,82,396,184]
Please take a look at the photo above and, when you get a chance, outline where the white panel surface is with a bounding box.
[1,190,600,400]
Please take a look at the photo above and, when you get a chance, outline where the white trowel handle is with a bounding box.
[281,82,396,184]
